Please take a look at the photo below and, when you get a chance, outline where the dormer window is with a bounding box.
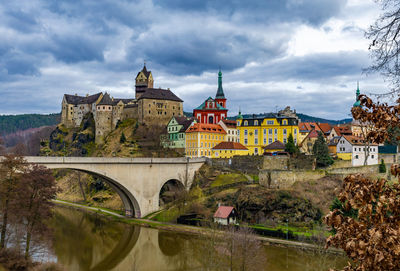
[254,120,258,125]
[244,121,248,126]
[283,120,287,125]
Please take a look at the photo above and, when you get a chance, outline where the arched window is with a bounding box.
[244,121,248,126]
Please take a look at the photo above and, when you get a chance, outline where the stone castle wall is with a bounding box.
[138,99,183,126]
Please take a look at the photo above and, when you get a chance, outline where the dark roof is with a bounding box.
[212,141,248,150]
[263,140,285,150]
[113,98,134,105]
[174,116,196,133]
[97,93,113,105]
[136,65,151,79]
[328,136,341,146]
[138,88,183,102]
[379,145,398,154]
[64,92,102,105]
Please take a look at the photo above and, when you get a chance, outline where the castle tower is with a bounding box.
[215,69,226,108]
[135,64,154,99]
[95,93,114,144]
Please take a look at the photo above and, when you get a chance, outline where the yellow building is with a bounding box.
[236,107,300,155]
[211,142,249,158]
[185,123,226,158]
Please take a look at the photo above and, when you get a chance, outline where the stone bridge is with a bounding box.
[20,156,206,218]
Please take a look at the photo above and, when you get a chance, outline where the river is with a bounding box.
[39,207,348,271]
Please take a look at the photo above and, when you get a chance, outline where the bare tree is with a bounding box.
[366,0,400,94]
[16,165,58,258]
[222,226,267,271]
[0,155,26,249]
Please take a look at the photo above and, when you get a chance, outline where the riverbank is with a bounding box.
[53,199,344,255]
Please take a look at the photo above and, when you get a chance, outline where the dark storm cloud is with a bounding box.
[47,35,105,64]
[153,0,347,26]
[0,0,380,118]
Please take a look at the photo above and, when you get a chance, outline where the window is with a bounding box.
[244,139,248,145]
[263,129,266,135]
[254,120,258,125]
[275,129,278,134]
[254,148,258,154]
[269,129,272,135]
[267,120,274,125]
[294,129,297,135]
[255,129,258,135]
[255,138,258,144]
[263,138,266,144]
[237,121,240,126]
[283,120,287,125]
[355,155,359,159]
[269,138,272,144]
[283,129,287,135]
[244,130,248,136]
[372,155,374,158]
[244,121,248,126]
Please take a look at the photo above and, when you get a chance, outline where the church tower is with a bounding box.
[215,69,226,108]
[135,64,154,99]
[353,81,361,108]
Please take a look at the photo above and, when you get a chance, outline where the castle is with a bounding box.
[61,65,184,143]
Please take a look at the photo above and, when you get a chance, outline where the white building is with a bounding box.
[337,135,378,166]
[218,119,239,142]
[213,206,237,225]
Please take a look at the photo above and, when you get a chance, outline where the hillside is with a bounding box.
[0,113,60,136]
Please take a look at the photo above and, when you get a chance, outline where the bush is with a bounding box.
[119,132,126,143]
[379,159,386,173]
[0,248,33,271]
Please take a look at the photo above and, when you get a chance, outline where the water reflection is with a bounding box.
[50,207,347,271]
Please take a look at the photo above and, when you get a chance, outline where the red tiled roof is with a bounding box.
[342,135,378,146]
[263,140,285,150]
[306,129,319,139]
[299,122,321,132]
[333,126,352,136]
[213,206,235,219]
[318,123,332,133]
[212,141,248,150]
[185,123,227,134]
[222,119,236,128]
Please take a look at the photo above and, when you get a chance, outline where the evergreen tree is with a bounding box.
[120,132,126,143]
[284,133,298,155]
[312,131,333,167]
[379,159,386,173]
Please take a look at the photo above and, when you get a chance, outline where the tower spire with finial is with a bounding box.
[216,68,225,99]
[353,81,361,107]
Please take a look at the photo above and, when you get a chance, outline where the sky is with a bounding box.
[0,0,388,119]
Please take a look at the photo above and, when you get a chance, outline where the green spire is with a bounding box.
[237,107,243,119]
[216,68,225,99]
[353,81,361,107]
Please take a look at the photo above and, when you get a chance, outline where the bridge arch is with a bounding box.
[159,179,186,206]
[56,167,141,217]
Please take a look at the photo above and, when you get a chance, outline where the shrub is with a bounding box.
[379,159,386,173]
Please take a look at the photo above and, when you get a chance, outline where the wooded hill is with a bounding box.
[0,113,60,136]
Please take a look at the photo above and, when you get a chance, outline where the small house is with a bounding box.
[213,206,237,225]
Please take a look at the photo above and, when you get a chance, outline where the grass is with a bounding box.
[152,206,182,222]
[211,173,248,188]
[250,223,329,238]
